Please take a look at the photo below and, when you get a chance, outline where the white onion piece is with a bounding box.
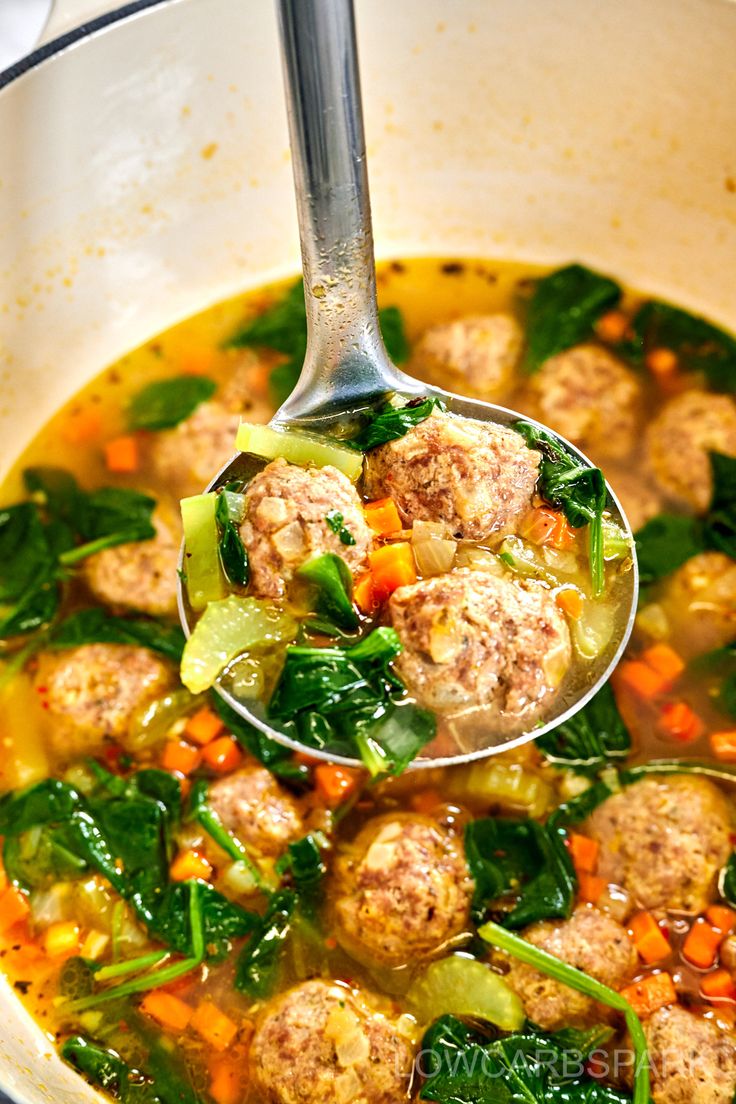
[572,600,616,660]
[413,537,456,577]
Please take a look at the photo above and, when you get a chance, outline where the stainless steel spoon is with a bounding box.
[178,0,638,768]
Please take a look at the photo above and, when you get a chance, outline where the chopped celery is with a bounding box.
[572,600,615,660]
[180,595,297,694]
[127,688,201,750]
[180,493,226,611]
[445,762,554,818]
[602,517,632,561]
[236,422,364,482]
[407,955,524,1031]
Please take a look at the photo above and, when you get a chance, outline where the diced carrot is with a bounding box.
[170,850,213,883]
[208,1058,244,1104]
[710,732,736,763]
[0,865,8,894]
[0,885,30,934]
[646,348,678,376]
[617,660,669,700]
[140,990,193,1032]
[179,349,216,375]
[556,589,584,620]
[619,972,676,1018]
[520,507,576,550]
[567,833,599,875]
[706,906,736,935]
[43,921,81,958]
[61,407,102,444]
[191,1001,238,1051]
[104,435,139,473]
[315,764,361,807]
[658,701,704,744]
[363,497,402,536]
[201,736,243,773]
[596,310,629,344]
[549,512,577,551]
[185,707,225,747]
[577,873,606,904]
[640,643,685,684]
[410,789,443,816]
[701,968,736,1002]
[161,739,202,776]
[683,919,723,969]
[368,543,417,601]
[630,912,671,964]
[353,570,376,615]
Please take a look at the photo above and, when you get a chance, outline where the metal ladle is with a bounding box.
[178,0,638,768]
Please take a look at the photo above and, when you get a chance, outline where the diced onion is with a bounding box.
[221,860,260,898]
[236,423,364,482]
[636,602,670,641]
[572,600,616,660]
[411,520,448,542]
[455,546,505,575]
[413,537,456,578]
[407,955,524,1031]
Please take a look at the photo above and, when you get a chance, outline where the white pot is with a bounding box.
[1,0,735,1099]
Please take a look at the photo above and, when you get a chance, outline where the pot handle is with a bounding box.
[38,0,124,44]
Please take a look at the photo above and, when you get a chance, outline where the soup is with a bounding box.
[1,258,735,1104]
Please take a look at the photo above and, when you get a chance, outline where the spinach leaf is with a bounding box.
[62,486,157,562]
[218,520,250,586]
[537,684,631,775]
[211,695,308,784]
[278,833,326,919]
[62,1033,202,1104]
[235,888,297,999]
[24,466,81,523]
[523,263,622,372]
[0,504,62,638]
[464,817,576,928]
[704,451,736,559]
[147,880,257,961]
[297,552,359,631]
[622,299,736,390]
[128,376,217,432]
[721,853,736,906]
[267,627,435,774]
[50,608,185,662]
[515,422,607,593]
[634,513,704,586]
[226,280,411,403]
[692,642,736,720]
[346,396,445,451]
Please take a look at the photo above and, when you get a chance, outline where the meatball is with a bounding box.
[151,402,242,499]
[645,390,736,512]
[503,905,636,1030]
[410,314,523,397]
[240,458,372,598]
[81,516,179,618]
[644,1004,736,1104]
[525,344,642,460]
[660,551,736,657]
[250,978,415,1104]
[606,467,661,533]
[208,764,304,858]
[389,568,572,717]
[363,410,540,541]
[33,644,173,759]
[584,776,732,913]
[332,813,472,968]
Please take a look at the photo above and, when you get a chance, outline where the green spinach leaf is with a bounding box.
[50,608,185,662]
[218,520,250,586]
[346,396,445,451]
[537,684,631,775]
[235,888,297,999]
[128,376,217,431]
[62,1032,202,1104]
[622,299,736,390]
[211,695,308,784]
[523,263,622,372]
[297,552,359,631]
[378,305,410,364]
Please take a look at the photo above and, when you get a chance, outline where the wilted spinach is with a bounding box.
[50,608,185,662]
[346,396,445,451]
[235,889,297,999]
[621,299,736,391]
[128,376,217,431]
[537,684,631,775]
[523,263,622,371]
[297,552,359,632]
[62,1031,202,1104]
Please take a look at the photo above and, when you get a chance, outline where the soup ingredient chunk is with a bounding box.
[606,467,661,532]
[644,1004,736,1104]
[389,568,571,716]
[411,313,523,397]
[208,764,304,858]
[240,458,372,598]
[332,813,472,968]
[584,776,732,913]
[503,904,637,1030]
[33,644,173,759]
[250,978,415,1104]
[660,551,736,656]
[151,402,243,499]
[645,390,736,512]
[82,515,179,617]
[525,344,642,460]
[363,409,540,540]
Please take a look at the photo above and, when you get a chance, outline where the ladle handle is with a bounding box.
[273,0,409,424]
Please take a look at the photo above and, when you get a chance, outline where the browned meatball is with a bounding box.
[81,516,179,618]
[389,568,571,717]
[410,314,523,397]
[240,458,372,598]
[606,467,661,532]
[151,402,242,499]
[660,551,736,658]
[250,978,415,1104]
[525,344,642,460]
[208,764,304,858]
[645,390,736,512]
[363,410,540,541]
[644,1004,736,1104]
[33,644,173,759]
[585,776,732,913]
[332,813,472,968]
[503,905,637,1030]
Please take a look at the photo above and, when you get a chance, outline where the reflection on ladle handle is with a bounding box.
[274,0,415,425]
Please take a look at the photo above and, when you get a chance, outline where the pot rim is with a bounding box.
[0,0,168,91]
